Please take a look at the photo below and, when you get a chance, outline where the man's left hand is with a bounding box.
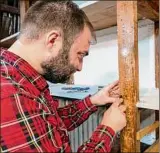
[90,80,122,106]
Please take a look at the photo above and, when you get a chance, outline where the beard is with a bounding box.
[41,48,76,83]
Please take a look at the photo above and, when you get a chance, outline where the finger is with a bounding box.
[106,80,119,91]
[110,89,120,95]
[110,94,120,98]
[119,105,127,112]
[111,85,119,91]
[113,98,123,106]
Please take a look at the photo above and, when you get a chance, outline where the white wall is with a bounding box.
[74,19,156,90]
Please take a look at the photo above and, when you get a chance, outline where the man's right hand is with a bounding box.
[100,99,127,133]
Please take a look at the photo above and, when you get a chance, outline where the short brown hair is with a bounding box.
[20,0,96,44]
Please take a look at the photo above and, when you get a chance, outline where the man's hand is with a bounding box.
[90,80,121,106]
[101,100,127,133]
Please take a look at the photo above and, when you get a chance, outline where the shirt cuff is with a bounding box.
[84,96,98,112]
[92,124,115,142]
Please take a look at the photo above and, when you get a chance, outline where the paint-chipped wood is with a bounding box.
[117,1,139,152]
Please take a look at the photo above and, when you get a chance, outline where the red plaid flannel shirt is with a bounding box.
[0,48,115,152]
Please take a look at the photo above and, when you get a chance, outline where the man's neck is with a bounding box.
[8,39,43,74]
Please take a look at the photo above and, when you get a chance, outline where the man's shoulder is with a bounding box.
[1,76,22,99]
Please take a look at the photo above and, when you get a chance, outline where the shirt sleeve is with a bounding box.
[57,96,98,131]
[1,91,62,152]
[77,125,115,152]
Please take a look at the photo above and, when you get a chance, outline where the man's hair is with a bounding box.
[20,0,96,44]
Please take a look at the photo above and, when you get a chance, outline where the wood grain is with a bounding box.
[155,22,159,88]
[136,121,159,140]
[20,0,29,25]
[117,1,139,152]
[144,139,159,152]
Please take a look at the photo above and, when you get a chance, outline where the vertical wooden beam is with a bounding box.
[117,1,139,152]
[154,21,159,140]
[20,0,29,25]
[155,22,159,88]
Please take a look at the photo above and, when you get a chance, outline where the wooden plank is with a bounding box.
[154,22,159,140]
[155,110,159,140]
[136,109,140,152]
[0,32,19,48]
[137,0,159,21]
[117,1,139,152]
[20,0,29,24]
[144,139,159,153]
[136,121,159,140]
[155,22,159,88]
[81,1,159,30]
[0,4,20,14]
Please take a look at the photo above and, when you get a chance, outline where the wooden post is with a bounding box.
[117,1,139,152]
[20,0,29,25]
[155,22,159,89]
[154,21,159,140]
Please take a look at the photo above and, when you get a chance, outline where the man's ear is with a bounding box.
[45,30,61,48]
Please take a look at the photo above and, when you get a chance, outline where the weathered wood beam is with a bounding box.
[0,4,20,14]
[155,22,159,88]
[117,1,139,152]
[136,121,159,140]
[137,0,159,21]
[144,139,159,152]
[20,0,29,24]
[155,22,159,140]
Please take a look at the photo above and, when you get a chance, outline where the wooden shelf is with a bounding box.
[0,32,19,48]
[81,1,159,30]
[0,1,159,48]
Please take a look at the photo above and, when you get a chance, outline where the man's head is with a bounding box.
[20,0,95,83]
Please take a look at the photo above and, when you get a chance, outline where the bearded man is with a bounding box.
[0,1,126,152]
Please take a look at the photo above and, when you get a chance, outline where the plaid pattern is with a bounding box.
[0,48,115,152]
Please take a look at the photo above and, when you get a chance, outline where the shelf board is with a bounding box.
[0,32,19,48]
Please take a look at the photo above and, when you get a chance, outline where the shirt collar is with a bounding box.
[0,48,48,92]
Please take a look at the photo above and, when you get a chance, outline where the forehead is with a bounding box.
[74,26,92,45]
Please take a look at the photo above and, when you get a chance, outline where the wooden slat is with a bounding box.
[137,0,159,21]
[117,1,139,152]
[155,22,159,88]
[20,0,29,24]
[136,109,141,152]
[0,4,20,14]
[82,1,159,31]
[136,121,159,140]
[0,32,19,48]
[144,139,159,153]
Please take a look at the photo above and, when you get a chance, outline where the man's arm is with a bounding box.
[77,99,127,153]
[57,81,121,131]
[77,125,115,152]
[57,96,97,131]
